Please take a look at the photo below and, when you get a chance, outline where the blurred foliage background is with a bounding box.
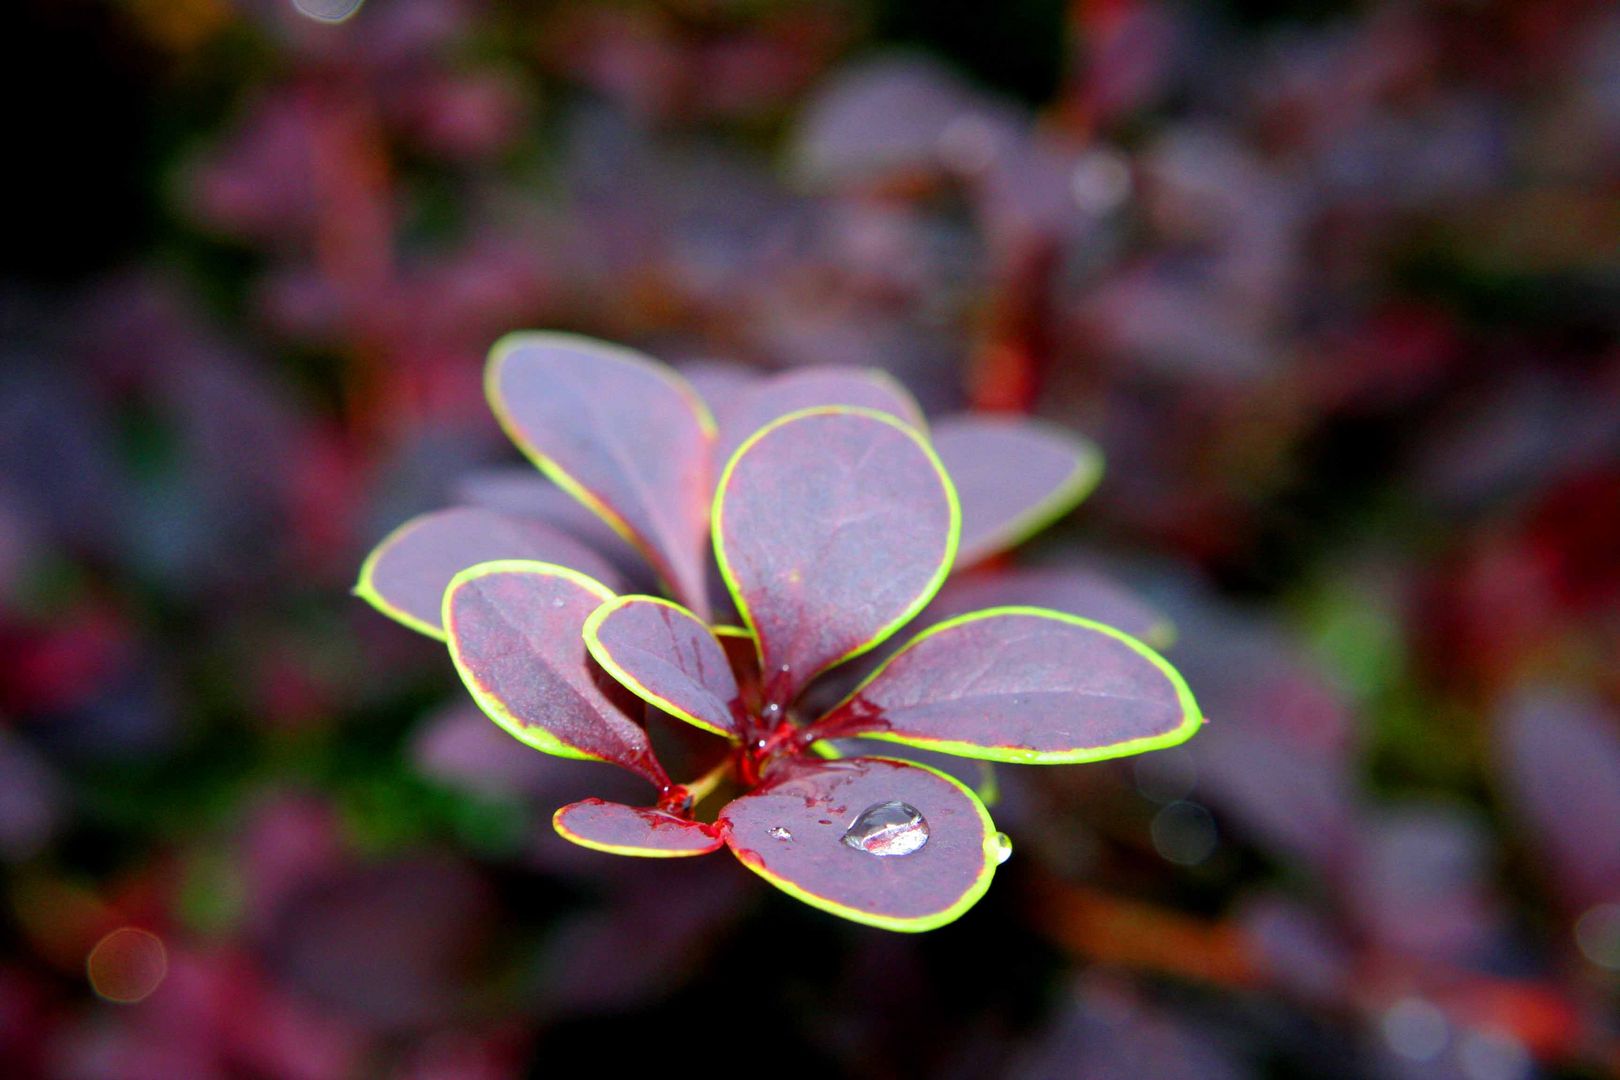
[3,0,1619,1076]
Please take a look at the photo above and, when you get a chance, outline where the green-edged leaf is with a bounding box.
[713,407,958,706]
[486,332,715,615]
[713,366,927,468]
[443,560,666,786]
[717,756,1000,932]
[816,607,1202,764]
[931,416,1102,568]
[356,507,623,639]
[553,798,723,858]
[584,595,743,739]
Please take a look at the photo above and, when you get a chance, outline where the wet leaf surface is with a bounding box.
[718,756,997,931]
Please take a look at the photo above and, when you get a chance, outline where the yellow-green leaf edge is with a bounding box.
[443,558,621,765]
[582,594,740,741]
[711,405,962,694]
[821,605,1205,765]
[722,755,999,933]
[352,512,451,641]
[952,421,1105,570]
[552,802,723,859]
[484,331,717,602]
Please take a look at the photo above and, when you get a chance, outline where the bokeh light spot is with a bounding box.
[1150,801,1217,865]
[292,0,363,23]
[1133,745,1198,804]
[1457,1026,1531,1080]
[1070,148,1132,214]
[1574,902,1620,969]
[1380,996,1448,1061]
[86,927,167,1004]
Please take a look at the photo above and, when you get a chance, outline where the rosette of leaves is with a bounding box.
[357,333,1203,931]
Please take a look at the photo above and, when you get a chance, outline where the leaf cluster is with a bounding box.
[358,334,1203,930]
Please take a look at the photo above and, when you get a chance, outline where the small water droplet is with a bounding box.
[992,832,1013,865]
[768,826,793,841]
[760,702,783,723]
[841,801,929,857]
[550,597,565,609]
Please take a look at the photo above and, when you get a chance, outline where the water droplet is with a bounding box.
[841,801,929,857]
[760,702,783,723]
[550,597,565,609]
[992,832,1013,865]
[768,826,792,841]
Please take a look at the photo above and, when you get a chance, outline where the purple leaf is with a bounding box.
[355,507,623,639]
[553,798,724,858]
[486,333,715,614]
[1495,687,1620,910]
[712,366,927,471]
[583,595,743,739]
[443,560,666,787]
[677,359,765,417]
[819,608,1201,763]
[932,416,1103,568]
[713,407,958,705]
[718,756,1000,932]
[920,566,1174,649]
[790,55,1015,188]
[453,466,650,581]
[1349,803,1503,962]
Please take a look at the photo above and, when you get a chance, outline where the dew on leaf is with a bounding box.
[768,826,793,841]
[992,831,1013,865]
[841,800,929,857]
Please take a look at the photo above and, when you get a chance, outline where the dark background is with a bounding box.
[2,0,1618,1076]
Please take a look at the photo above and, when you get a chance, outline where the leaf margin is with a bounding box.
[442,557,622,765]
[719,755,1001,933]
[354,514,451,641]
[483,330,718,601]
[710,404,962,697]
[582,593,740,740]
[817,605,1204,765]
[552,798,724,859]
[943,417,1105,568]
